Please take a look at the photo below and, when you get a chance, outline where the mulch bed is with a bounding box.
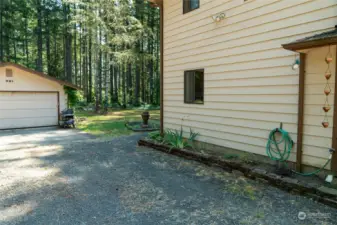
[138,139,337,209]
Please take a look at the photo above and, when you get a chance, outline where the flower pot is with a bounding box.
[324,87,331,96]
[322,121,329,128]
[323,106,331,112]
[326,57,333,63]
[325,72,332,80]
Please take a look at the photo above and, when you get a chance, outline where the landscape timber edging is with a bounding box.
[138,138,337,209]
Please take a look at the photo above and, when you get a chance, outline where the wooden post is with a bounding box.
[296,53,306,172]
[331,45,337,174]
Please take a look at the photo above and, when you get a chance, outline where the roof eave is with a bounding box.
[0,62,81,90]
[148,0,163,6]
[60,82,81,90]
[283,36,337,52]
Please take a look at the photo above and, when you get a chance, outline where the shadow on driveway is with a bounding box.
[0,128,337,225]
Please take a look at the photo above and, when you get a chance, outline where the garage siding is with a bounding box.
[0,92,59,129]
[0,65,67,129]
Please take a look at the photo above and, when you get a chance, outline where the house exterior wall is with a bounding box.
[302,46,336,168]
[0,65,67,111]
[162,0,337,169]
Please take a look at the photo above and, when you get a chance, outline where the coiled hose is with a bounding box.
[266,128,332,176]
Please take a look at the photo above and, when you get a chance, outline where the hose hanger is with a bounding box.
[266,124,334,176]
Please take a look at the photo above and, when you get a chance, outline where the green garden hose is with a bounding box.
[266,128,333,176]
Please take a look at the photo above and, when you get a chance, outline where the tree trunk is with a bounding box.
[45,12,51,75]
[64,4,72,82]
[88,31,92,103]
[36,0,43,72]
[0,0,3,62]
[104,50,109,111]
[98,25,102,104]
[149,7,154,104]
[110,59,114,104]
[127,63,132,104]
[135,63,140,106]
[114,64,118,103]
[13,36,17,63]
[73,4,78,85]
[25,15,29,66]
[122,63,126,108]
[95,55,100,112]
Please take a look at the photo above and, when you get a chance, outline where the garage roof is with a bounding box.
[148,0,163,4]
[0,62,80,90]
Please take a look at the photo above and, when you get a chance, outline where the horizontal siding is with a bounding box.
[165,48,295,72]
[165,19,336,59]
[165,122,297,163]
[165,2,337,47]
[302,45,336,166]
[163,0,337,169]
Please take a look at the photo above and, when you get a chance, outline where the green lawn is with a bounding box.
[76,109,160,137]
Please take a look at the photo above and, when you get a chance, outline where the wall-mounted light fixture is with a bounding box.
[292,58,300,70]
[212,12,225,23]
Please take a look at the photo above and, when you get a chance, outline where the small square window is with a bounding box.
[184,69,204,104]
[183,0,199,14]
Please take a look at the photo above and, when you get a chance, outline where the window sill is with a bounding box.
[183,6,200,14]
[184,101,204,105]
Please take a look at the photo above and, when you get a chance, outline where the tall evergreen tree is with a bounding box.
[0,0,161,108]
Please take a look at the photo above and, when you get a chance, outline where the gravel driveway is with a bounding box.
[0,128,336,225]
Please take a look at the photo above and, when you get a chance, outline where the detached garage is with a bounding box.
[0,62,79,130]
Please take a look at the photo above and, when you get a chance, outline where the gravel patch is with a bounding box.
[0,131,336,225]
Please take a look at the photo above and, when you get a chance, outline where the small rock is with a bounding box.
[317,186,337,197]
[232,170,244,177]
[252,168,267,175]
[264,173,282,185]
[256,178,268,184]
[282,177,299,185]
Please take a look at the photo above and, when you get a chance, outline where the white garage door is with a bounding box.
[0,92,58,129]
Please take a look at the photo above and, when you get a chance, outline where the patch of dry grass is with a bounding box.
[76,109,160,137]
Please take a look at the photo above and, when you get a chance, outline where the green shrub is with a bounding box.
[64,86,82,108]
[148,127,199,151]
[148,131,163,142]
[163,127,199,151]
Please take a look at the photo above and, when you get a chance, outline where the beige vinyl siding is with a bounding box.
[0,92,59,129]
[302,46,336,168]
[163,0,337,168]
[0,66,67,113]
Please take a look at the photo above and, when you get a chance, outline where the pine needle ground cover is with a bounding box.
[76,109,160,137]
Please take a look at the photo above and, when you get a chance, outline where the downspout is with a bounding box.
[296,53,306,172]
[331,45,337,174]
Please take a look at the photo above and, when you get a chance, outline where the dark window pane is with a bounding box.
[184,69,204,104]
[183,0,189,14]
[183,0,199,14]
[184,71,195,103]
[194,71,204,103]
[190,0,199,10]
